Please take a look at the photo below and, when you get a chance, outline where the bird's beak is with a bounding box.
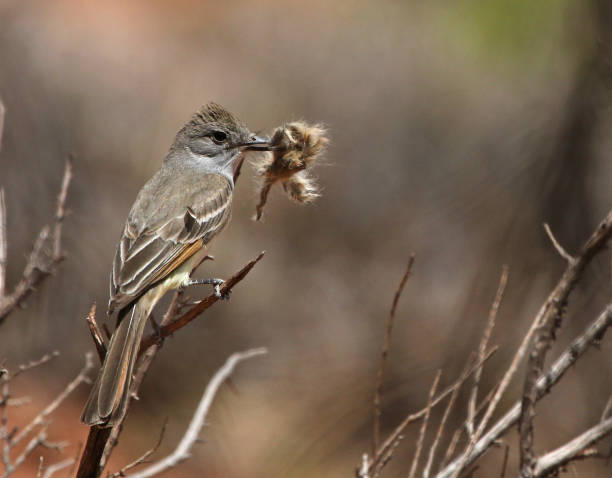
[240,135,274,151]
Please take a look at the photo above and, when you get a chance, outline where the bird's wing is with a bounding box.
[108,172,233,314]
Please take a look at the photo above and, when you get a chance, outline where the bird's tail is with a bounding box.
[81,292,156,427]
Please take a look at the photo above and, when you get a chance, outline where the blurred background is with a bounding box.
[0,0,611,476]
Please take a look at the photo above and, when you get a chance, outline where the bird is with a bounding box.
[81,103,270,426]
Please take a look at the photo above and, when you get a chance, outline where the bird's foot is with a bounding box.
[187,278,230,300]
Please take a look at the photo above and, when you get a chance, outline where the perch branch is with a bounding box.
[139,251,265,352]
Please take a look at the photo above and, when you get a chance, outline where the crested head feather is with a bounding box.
[189,102,246,131]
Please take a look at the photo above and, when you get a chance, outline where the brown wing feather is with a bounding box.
[108,172,232,314]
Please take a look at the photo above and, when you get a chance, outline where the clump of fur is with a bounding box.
[253,121,328,220]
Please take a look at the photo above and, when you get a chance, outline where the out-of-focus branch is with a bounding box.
[124,348,267,478]
[11,352,93,448]
[407,370,440,478]
[41,458,75,478]
[0,159,73,325]
[0,189,6,298]
[533,415,612,477]
[466,266,508,438]
[435,303,612,478]
[358,348,497,477]
[107,420,167,478]
[519,212,612,477]
[373,254,415,454]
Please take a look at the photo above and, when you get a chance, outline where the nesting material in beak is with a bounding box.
[253,121,328,221]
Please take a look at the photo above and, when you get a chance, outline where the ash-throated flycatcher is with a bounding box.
[81,103,270,426]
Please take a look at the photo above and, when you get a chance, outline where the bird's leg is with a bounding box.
[186,278,230,300]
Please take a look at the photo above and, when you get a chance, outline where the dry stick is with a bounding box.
[79,253,265,477]
[41,458,75,478]
[7,428,67,478]
[85,304,106,363]
[408,370,441,478]
[373,255,416,454]
[366,348,497,474]
[533,415,612,477]
[451,212,612,478]
[519,214,612,478]
[125,348,267,478]
[435,303,612,478]
[107,420,167,478]
[0,160,72,324]
[12,351,60,379]
[424,357,476,478]
[140,251,265,352]
[466,266,508,438]
[10,353,94,448]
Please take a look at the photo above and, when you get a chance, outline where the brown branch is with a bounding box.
[408,370,441,478]
[0,160,72,324]
[373,254,415,454]
[519,210,612,478]
[139,251,265,352]
[361,347,497,476]
[12,351,60,379]
[533,416,612,477]
[11,353,94,448]
[466,266,508,438]
[425,357,475,478]
[107,419,167,478]
[85,304,106,363]
[543,223,576,264]
[435,303,612,478]
[79,253,265,477]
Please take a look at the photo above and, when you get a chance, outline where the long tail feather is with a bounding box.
[81,294,154,427]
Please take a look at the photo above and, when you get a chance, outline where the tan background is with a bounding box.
[0,1,611,476]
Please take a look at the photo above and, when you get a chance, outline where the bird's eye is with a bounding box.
[212,131,227,143]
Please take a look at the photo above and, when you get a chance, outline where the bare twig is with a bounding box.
[435,303,612,478]
[533,416,612,477]
[519,211,612,478]
[85,304,106,363]
[108,419,167,478]
[12,351,60,379]
[11,353,94,448]
[361,348,497,476]
[543,223,576,264]
[373,254,415,454]
[424,357,475,478]
[124,348,267,478]
[408,370,440,478]
[7,427,67,478]
[42,458,75,478]
[139,251,265,352]
[466,266,508,438]
[0,160,73,324]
